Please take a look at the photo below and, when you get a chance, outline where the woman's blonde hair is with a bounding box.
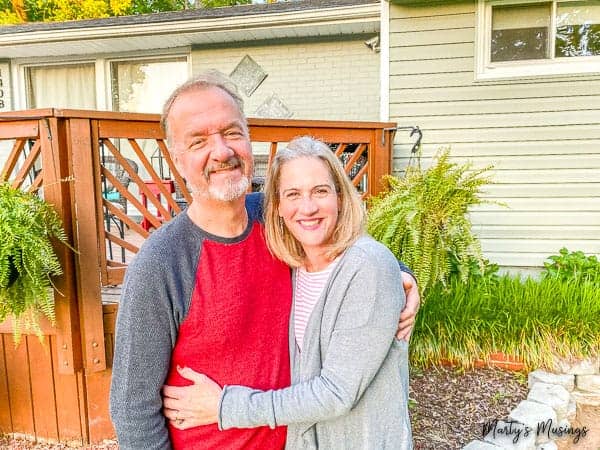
[264,136,365,268]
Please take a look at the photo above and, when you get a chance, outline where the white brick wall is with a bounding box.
[191,38,380,122]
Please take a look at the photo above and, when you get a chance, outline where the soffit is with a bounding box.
[0,2,379,59]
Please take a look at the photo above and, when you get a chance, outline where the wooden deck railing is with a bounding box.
[0,108,395,443]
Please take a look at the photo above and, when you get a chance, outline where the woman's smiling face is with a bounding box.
[277,156,340,255]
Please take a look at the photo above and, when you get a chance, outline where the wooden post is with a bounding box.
[40,116,83,375]
[369,128,393,198]
[67,118,107,374]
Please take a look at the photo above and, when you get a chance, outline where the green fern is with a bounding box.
[0,182,68,342]
[367,148,494,297]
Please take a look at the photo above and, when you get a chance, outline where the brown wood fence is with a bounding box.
[0,109,396,444]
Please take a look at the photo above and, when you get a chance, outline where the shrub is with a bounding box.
[542,247,600,284]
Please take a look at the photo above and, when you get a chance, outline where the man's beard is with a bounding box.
[188,156,251,201]
[189,175,250,202]
[207,175,250,201]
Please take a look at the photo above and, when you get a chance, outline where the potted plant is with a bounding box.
[0,182,69,341]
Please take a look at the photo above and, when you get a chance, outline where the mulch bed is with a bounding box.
[410,365,529,449]
[1,366,528,449]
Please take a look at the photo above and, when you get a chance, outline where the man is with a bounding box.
[109,71,419,449]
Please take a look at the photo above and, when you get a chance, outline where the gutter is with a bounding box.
[0,3,379,46]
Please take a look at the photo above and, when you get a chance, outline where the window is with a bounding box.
[26,63,96,109]
[477,0,600,78]
[110,57,188,113]
[555,1,600,57]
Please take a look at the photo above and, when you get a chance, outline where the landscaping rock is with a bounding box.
[527,382,570,419]
[482,419,536,449]
[527,370,574,392]
[552,358,599,375]
[575,374,600,393]
[462,440,502,450]
[534,418,573,445]
[565,400,576,421]
[570,390,600,407]
[509,400,557,430]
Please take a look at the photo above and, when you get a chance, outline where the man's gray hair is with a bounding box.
[160,70,246,144]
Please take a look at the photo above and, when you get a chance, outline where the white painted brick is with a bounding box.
[192,38,379,121]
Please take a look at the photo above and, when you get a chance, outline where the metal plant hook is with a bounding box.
[383,125,423,171]
[409,126,422,154]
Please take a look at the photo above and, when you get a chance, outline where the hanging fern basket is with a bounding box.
[0,182,69,341]
[6,254,19,288]
[367,148,495,297]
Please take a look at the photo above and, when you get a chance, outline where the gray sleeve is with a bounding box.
[110,241,182,450]
[218,246,404,429]
[397,260,415,281]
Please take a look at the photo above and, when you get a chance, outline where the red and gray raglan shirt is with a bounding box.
[110,193,292,450]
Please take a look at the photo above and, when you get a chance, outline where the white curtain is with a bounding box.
[27,64,96,109]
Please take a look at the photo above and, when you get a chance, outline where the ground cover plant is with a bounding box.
[410,251,600,371]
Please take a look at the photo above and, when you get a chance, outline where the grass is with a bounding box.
[410,274,600,371]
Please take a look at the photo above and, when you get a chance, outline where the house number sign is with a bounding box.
[0,62,11,111]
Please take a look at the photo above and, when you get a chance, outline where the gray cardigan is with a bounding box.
[218,235,413,449]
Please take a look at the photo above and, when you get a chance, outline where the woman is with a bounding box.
[167,136,412,449]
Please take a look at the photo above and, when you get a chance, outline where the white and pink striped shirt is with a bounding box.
[294,261,338,352]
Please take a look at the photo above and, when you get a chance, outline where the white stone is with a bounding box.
[483,419,536,450]
[552,357,599,375]
[566,399,577,420]
[536,418,588,447]
[509,400,557,430]
[527,382,570,419]
[536,441,557,450]
[575,374,600,392]
[535,418,570,445]
[462,440,502,450]
[570,390,600,406]
[528,370,575,391]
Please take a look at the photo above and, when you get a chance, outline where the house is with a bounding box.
[0,0,598,272]
[384,0,600,273]
[0,0,381,120]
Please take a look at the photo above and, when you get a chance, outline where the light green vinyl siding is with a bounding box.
[389,1,600,270]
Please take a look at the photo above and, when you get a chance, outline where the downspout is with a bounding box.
[379,0,390,122]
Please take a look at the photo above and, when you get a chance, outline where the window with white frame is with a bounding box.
[21,55,188,112]
[110,57,188,113]
[477,0,600,78]
[26,63,97,109]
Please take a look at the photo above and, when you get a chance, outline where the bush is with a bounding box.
[542,247,600,284]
